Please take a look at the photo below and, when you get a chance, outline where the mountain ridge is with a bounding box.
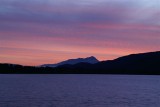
[55,51,160,73]
[1,51,160,74]
[41,56,99,67]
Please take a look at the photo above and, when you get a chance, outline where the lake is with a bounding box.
[0,74,160,107]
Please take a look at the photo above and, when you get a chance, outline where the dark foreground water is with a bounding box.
[0,74,160,107]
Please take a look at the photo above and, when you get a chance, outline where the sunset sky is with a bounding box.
[0,0,160,66]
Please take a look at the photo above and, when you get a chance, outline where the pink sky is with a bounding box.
[0,0,160,66]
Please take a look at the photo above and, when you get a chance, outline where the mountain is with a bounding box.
[55,51,160,74]
[93,51,160,73]
[41,56,99,67]
[1,51,160,74]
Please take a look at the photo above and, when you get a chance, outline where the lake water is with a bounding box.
[0,74,160,107]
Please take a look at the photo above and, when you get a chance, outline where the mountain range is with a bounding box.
[0,51,160,74]
[55,51,160,74]
[41,56,99,67]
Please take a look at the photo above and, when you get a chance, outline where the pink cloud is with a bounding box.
[0,0,160,65]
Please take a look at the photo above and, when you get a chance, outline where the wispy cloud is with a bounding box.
[0,0,160,65]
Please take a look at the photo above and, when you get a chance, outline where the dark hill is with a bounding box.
[55,51,160,74]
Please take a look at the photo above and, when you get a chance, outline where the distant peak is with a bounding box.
[86,56,95,58]
[88,56,95,58]
[85,56,99,62]
[41,56,99,67]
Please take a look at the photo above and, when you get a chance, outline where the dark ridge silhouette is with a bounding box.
[0,51,160,74]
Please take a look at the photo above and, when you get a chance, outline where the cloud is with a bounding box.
[0,0,160,65]
[0,0,159,26]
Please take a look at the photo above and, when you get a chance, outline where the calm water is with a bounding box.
[0,74,160,107]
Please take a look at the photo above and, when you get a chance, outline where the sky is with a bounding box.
[0,0,160,66]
